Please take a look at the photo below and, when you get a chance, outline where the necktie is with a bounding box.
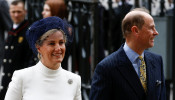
[139,56,147,92]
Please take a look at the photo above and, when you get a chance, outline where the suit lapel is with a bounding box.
[116,47,145,98]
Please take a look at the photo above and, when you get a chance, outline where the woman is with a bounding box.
[4,16,81,100]
[42,0,71,70]
[42,0,68,19]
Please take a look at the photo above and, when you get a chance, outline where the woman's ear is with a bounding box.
[35,44,41,53]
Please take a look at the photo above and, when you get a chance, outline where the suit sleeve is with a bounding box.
[89,63,112,100]
[160,56,166,100]
[4,71,23,100]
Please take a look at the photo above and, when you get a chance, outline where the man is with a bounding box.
[89,8,166,100]
[0,0,37,99]
[0,0,13,96]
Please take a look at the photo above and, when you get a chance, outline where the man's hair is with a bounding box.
[122,7,150,38]
[11,0,25,6]
[131,7,150,13]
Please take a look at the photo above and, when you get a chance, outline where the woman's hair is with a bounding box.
[35,29,67,59]
[45,0,68,19]
[122,7,150,38]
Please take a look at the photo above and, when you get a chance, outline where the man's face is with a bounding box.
[9,3,26,24]
[138,15,159,49]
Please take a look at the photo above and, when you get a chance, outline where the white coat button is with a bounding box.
[1,73,5,76]
[5,46,8,50]
[9,59,12,63]
[11,46,14,50]
[0,86,3,90]
[7,73,11,77]
[3,59,7,63]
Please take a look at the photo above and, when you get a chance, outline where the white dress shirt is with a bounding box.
[123,42,144,76]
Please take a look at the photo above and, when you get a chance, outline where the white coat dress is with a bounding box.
[4,61,82,100]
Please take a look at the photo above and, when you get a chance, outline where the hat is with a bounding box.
[26,16,73,55]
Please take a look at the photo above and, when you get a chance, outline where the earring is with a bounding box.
[37,53,41,59]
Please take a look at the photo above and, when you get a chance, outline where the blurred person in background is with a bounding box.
[103,0,132,53]
[5,16,81,100]
[42,0,68,19]
[42,0,71,70]
[0,0,38,99]
[0,0,12,68]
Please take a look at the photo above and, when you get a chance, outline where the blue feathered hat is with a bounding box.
[26,16,74,55]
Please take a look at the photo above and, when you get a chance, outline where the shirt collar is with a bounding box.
[123,42,144,63]
[13,23,19,29]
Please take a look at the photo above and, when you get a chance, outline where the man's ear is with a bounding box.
[131,26,139,34]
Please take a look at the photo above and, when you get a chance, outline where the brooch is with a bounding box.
[68,79,73,84]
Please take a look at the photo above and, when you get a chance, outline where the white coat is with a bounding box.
[5,61,82,100]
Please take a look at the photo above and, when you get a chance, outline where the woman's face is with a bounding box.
[42,4,52,18]
[37,31,66,69]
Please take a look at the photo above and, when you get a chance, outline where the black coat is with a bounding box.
[0,0,12,65]
[0,20,38,99]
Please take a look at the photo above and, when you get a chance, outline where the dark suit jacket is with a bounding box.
[89,45,166,100]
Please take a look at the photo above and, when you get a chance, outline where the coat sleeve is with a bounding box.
[4,71,23,100]
[74,75,82,100]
